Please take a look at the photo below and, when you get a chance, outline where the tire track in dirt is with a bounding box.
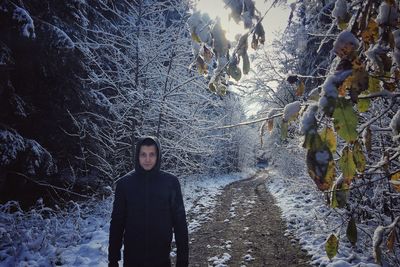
[188,171,311,266]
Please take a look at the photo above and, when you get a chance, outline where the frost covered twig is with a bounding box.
[358,99,397,133]
[316,23,336,54]
[365,152,400,174]
[358,92,400,100]
[324,173,391,194]
[217,112,283,129]
[10,172,91,199]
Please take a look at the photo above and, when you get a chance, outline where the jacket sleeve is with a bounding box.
[172,178,189,267]
[108,180,126,263]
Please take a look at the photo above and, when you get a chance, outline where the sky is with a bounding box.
[194,0,296,117]
[195,0,294,44]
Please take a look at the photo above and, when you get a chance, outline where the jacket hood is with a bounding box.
[135,136,161,174]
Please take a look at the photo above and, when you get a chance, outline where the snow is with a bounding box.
[332,0,348,21]
[242,253,255,262]
[264,136,382,267]
[0,129,26,165]
[322,75,340,98]
[376,2,398,26]
[208,252,231,266]
[0,171,251,266]
[300,104,318,135]
[88,90,113,111]
[283,101,301,122]
[333,31,359,58]
[393,29,400,65]
[37,21,75,49]
[372,226,384,260]
[393,29,400,49]
[184,171,254,233]
[389,109,400,136]
[365,44,389,72]
[318,70,352,113]
[0,136,394,266]
[0,129,57,176]
[12,7,35,38]
[323,70,352,98]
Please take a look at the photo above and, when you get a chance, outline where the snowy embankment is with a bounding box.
[0,171,251,266]
[265,136,380,267]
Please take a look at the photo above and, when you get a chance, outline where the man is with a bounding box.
[108,137,189,267]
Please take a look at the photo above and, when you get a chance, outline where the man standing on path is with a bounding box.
[108,136,189,267]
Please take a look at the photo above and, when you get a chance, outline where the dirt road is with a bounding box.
[187,172,310,266]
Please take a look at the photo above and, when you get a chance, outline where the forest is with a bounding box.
[0,0,253,206]
[0,0,399,266]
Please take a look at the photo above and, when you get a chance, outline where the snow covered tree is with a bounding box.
[0,0,108,205]
[73,0,252,180]
[0,0,253,207]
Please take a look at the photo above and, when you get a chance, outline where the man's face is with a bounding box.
[138,145,157,171]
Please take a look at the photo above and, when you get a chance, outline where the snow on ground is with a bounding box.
[183,170,254,234]
[208,252,231,266]
[0,198,112,267]
[264,136,381,267]
[0,170,251,266]
[1,134,389,267]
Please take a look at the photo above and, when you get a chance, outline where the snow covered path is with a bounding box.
[188,171,310,266]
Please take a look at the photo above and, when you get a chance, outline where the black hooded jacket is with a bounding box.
[108,137,189,267]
